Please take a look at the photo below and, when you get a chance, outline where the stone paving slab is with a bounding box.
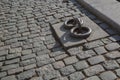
[52,16,109,48]
[76,0,120,32]
[0,0,120,80]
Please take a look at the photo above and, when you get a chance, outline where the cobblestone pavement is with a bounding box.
[0,0,120,80]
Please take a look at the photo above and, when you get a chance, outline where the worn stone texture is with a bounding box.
[52,17,109,48]
[100,71,117,80]
[36,64,60,80]
[84,65,105,76]
[69,72,85,80]
[0,0,120,79]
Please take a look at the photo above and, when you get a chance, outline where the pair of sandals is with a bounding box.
[64,18,92,38]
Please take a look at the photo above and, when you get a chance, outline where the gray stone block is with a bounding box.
[100,71,117,80]
[73,61,89,70]
[105,51,120,59]
[67,46,83,55]
[20,58,36,66]
[24,64,36,70]
[84,40,104,49]
[69,72,85,80]
[17,69,36,80]
[88,55,105,65]
[53,77,68,80]
[84,65,105,76]
[94,46,107,54]
[105,43,120,51]
[0,50,8,56]
[36,64,60,80]
[1,75,17,80]
[37,58,55,67]
[103,60,119,70]
[85,76,101,80]
[5,58,20,65]
[60,65,76,76]
[22,49,32,55]
[0,57,5,62]
[77,50,96,60]
[52,17,109,48]
[8,67,23,75]
[115,69,120,77]
[50,51,65,57]
[101,38,112,44]
[21,54,36,60]
[30,77,43,80]
[1,64,19,71]
[0,72,7,78]
[53,61,65,69]
[55,54,68,60]
[64,56,78,65]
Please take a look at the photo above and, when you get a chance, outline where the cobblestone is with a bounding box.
[100,71,117,80]
[22,49,32,55]
[8,67,23,75]
[0,72,7,78]
[36,54,55,67]
[30,77,43,80]
[88,55,105,65]
[1,64,19,71]
[84,40,104,49]
[84,76,101,80]
[105,51,120,59]
[0,56,5,61]
[103,60,119,70]
[101,38,112,44]
[64,56,78,65]
[0,50,8,56]
[24,64,36,70]
[5,58,20,65]
[1,75,17,80]
[94,46,107,54]
[36,64,60,80]
[69,72,85,80]
[53,61,65,69]
[84,65,105,76]
[73,61,89,70]
[115,69,120,77]
[17,69,36,80]
[55,54,68,60]
[60,65,76,76]
[77,50,96,60]
[0,0,120,79]
[50,51,65,57]
[105,43,120,51]
[20,58,36,66]
[54,77,69,80]
[6,53,21,60]
[21,54,36,60]
[67,47,83,55]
